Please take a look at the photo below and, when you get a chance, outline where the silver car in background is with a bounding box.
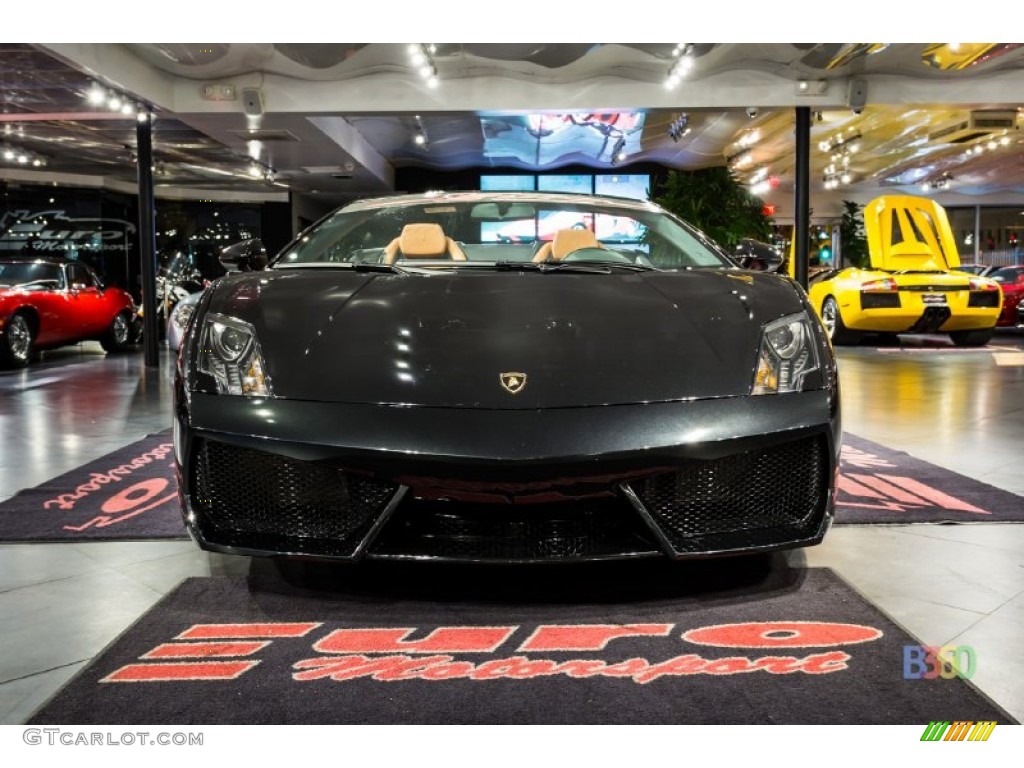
[166,290,202,352]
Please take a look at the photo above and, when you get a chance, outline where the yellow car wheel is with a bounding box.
[821,296,860,346]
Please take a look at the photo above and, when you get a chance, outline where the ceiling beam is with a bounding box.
[306,117,394,188]
[159,70,1024,115]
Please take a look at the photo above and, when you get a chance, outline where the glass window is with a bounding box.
[945,206,1024,267]
[68,264,98,288]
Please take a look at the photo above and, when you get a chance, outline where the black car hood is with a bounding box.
[203,268,804,408]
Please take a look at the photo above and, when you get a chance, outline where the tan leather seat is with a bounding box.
[533,228,602,262]
[383,223,467,264]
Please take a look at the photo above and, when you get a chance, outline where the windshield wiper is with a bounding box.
[496,260,654,274]
[560,260,657,272]
[495,261,609,274]
[352,262,410,274]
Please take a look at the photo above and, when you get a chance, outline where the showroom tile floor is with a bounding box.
[1,335,1023,724]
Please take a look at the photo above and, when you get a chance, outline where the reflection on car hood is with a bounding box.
[203,269,805,408]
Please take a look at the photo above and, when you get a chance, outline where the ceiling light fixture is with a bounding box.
[795,79,828,96]
[958,132,1012,162]
[749,180,771,196]
[225,155,276,182]
[920,172,953,192]
[611,135,627,164]
[667,113,690,142]
[737,130,760,148]
[818,129,862,155]
[82,81,152,120]
[664,44,693,89]
[727,148,753,169]
[408,44,439,88]
[823,168,853,190]
[748,166,769,185]
[412,115,429,149]
[86,85,106,106]
[0,144,46,168]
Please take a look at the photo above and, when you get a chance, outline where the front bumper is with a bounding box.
[176,392,840,562]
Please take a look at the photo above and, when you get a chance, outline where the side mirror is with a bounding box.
[734,239,785,273]
[218,238,268,272]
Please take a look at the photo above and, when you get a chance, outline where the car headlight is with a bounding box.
[197,313,271,396]
[752,313,820,395]
[170,301,195,331]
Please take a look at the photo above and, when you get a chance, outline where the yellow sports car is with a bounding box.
[806,195,1002,346]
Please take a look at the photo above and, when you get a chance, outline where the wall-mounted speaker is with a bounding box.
[847,78,868,113]
[241,87,264,116]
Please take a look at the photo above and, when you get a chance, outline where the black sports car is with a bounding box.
[174,191,840,563]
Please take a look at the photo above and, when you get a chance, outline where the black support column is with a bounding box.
[136,113,159,367]
[793,106,811,289]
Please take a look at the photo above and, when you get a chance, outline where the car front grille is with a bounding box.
[627,435,829,554]
[369,497,660,561]
[190,439,400,557]
[188,434,831,561]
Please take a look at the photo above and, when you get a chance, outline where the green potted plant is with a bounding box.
[651,167,773,249]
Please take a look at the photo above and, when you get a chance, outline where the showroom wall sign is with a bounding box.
[0,184,140,291]
[0,208,137,255]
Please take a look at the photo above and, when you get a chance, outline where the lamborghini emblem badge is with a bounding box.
[500,372,527,394]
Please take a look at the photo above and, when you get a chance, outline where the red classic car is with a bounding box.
[0,258,136,368]
[991,265,1024,327]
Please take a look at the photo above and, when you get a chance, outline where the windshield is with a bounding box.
[0,261,63,288]
[991,267,1024,284]
[272,196,733,271]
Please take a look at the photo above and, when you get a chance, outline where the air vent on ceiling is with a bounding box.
[927,110,1017,144]
[228,129,301,142]
[302,165,355,176]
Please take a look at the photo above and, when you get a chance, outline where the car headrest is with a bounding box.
[399,223,448,258]
[552,228,600,259]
